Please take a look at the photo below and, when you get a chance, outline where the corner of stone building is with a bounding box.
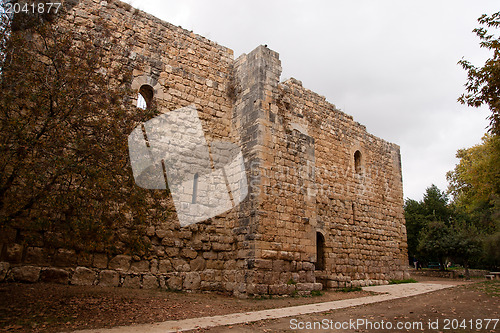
[3,0,411,296]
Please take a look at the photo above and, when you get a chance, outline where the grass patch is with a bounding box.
[389,278,418,285]
[311,290,323,297]
[471,280,500,297]
[338,286,362,292]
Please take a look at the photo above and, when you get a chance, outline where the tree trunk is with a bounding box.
[464,262,470,280]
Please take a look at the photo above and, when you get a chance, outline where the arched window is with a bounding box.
[315,232,325,271]
[137,84,154,110]
[354,150,362,174]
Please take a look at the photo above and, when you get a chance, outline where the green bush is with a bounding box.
[389,278,418,284]
[311,290,323,297]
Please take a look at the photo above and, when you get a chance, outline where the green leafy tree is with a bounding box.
[404,198,426,260]
[417,221,455,270]
[458,11,500,135]
[405,185,454,262]
[421,184,453,223]
[0,9,167,253]
[451,222,483,278]
[484,232,500,268]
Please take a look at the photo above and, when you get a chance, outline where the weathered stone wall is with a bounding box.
[280,78,408,288]
[231,46,408,292]
[0,0,408,295]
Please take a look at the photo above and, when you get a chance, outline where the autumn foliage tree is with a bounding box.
[405,11,500,272]
[0,6,167,253]
[447,135,500,231]
[449,10,500,270]
[447,135,500,268]
[459,11,500,135]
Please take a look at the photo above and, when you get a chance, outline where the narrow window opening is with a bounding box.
[354,150,362,174]
[315,232,325,271]
[192,173,199,204]
[137,84,154,109]
[352,202,356,223]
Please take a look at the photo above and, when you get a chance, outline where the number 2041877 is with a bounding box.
[4,2,62,14]
[443,319,498,330]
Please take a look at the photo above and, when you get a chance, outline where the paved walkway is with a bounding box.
[75,282,457,333]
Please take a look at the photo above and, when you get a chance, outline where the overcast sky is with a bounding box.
[124,0,497,201]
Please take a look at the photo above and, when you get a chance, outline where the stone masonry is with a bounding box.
[0,0,409,296]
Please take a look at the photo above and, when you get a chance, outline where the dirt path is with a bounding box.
[196,281,499,332]
[0,283,370,332]
[0,279,497,332]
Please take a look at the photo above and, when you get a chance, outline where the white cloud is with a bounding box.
[130,0,496,200]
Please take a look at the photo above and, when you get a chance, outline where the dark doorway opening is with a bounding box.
[315,232,325,270]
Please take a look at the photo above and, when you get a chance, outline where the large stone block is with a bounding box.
[158,259,172,273]
[130,260,149,273]
[269,284,288,295]
[200,281,222,291]
[155,229,168,239]
[143,275,159,289]
[11,266,40,283]
[171,259,190,272]
[109,255,131,271]
[165,247,179,257]
[40,268,70,284]
[180,248,198,259]
[253,284,269,295]
[296,282,314,291]
[312,283,323,291]
[167,276,182,290]
[53,248,77,267]
[98,270,120,287]
[71,267,96,286]
[25,247,48,265]
[123,275,141,288]
[202,251,217,260]
[190,257,206,271]
[183,272,201,290]
[150,259,159,274]
[261,250,278,259]
[254,259,272,270]
[302,262,315,271]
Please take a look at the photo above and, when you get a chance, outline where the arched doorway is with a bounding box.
[315,232,325,270]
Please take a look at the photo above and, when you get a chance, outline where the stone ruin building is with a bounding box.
[0,0,409,296]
